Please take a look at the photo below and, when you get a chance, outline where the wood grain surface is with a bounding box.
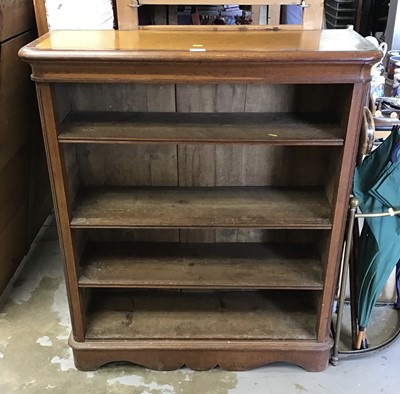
[79,242,323,289]
[20,30,380,63]
[86,289,318,340]
[70,187,332,229]
[59,112,343,145]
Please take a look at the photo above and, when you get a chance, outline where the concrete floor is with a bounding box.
[1,219,400,393]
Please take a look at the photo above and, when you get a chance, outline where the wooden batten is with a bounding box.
[115,0,139,30]
[33,0,49,36]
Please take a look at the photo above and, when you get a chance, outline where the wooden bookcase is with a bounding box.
[19,29,380,372]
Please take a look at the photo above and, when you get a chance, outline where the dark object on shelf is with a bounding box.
[325,0,357,28]
[373,98,400,131]
[325,0,357,12]
[325,3,356,18]
[235,10,252,25]
[326,0,357,10]
[213,14,226,25]
[325,13,355,28]
[358,0,389,36]
[376,97,400,110]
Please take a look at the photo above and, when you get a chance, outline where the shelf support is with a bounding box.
[331,197,359,365]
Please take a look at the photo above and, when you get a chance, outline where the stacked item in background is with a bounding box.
[325,0,358,29]
[177,5,244,25]
[384,50,400,97]
[371,43,400,134]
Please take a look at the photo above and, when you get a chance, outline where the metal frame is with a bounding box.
[331,197,400,365]
[331,106,400,364]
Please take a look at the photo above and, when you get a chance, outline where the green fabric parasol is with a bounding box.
[353,126,400,348]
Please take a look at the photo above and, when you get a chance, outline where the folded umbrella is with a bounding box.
[353,125,400,349]
[395,259,400,310]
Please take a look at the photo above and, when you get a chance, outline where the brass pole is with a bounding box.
[331,197,359,365]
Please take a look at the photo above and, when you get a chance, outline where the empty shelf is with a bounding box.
[86,290,318,341]
[70,187,332,229]
[79,242,323,290]
[59,112,344,145]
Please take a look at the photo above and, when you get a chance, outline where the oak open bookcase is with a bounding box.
[19,27,380,371]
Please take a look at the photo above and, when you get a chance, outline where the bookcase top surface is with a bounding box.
[20,29,381,64]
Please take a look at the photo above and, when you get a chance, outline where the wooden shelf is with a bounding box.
[79,242,323,290]
[70,187,332,229]
[58,112,344,145]
[86,290,318,341]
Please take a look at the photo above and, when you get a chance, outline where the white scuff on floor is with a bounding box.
[36,336,53,347]
[52,281,70,331]
[107,375,175,392]
[51,354,76,372]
